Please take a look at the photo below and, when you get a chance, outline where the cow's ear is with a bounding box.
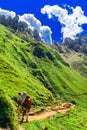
[27,96,30,98]
[18,92,21,96]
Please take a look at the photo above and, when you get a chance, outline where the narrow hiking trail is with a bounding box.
[24,102,75,122]
[0,102,75,130]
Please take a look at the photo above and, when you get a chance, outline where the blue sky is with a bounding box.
[0,0,87,43]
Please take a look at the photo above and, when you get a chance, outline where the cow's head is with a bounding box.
[18,92,21,96]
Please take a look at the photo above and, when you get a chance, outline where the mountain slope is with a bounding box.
[0,24,87,129]
[0,24,87,107]
[52,43,87,79]
[0,24,54,107]
[62,37,87,78]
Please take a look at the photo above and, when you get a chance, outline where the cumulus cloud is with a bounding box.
[41,5,87,41]
[19,14,41,30]
[0,8,52,44]
[19,14,52,43]
[40,25,52,43]
[0,8,16,18]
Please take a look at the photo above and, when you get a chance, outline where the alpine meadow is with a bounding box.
[0,23,87,130]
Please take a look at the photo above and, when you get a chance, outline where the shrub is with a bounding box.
[29,62,37,69]
[33,45,46,58]
[32,69,49,87]
[46,52,55,61]
[0,89,18,130]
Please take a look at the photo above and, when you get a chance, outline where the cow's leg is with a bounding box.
[26,111,29,122]
[21,110,26,123]
[18,106,21,120]
[17,99,22,121]
[25,109,30,122]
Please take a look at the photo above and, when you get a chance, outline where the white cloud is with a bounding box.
[0,8,52,44]
[19,14,52,44]
[0,8,16,19]
[41,5,87,41]
[19,14,41,30]
[40,25,52,43]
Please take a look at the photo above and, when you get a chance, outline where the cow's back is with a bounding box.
[22,96,32,109]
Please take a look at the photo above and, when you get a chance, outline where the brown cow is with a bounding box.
[17,92,32,123]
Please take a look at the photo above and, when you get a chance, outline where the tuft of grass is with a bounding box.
[0,89,18,129]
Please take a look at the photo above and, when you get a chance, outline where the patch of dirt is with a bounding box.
[24,102,75,122]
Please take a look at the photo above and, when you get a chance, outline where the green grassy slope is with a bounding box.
[0,24,87,129]
[0,25,53,107]
[54,44,87,79]
[0,24,87,107]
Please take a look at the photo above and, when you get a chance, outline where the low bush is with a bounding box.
[33,45,46,58]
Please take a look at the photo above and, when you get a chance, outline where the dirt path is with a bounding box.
[23,102,75,122]
[0,103,75,130]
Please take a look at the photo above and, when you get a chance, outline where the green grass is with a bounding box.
[0,24,87,129]
[0,25,54,107]
[0,89,18,129]
[22,107,87,130]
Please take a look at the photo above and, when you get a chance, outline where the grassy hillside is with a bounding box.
[0,24,54,106]
[0,24,87,129]
[54,44,87,79]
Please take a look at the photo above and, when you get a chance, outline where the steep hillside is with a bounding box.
[62,37,87,78]
[0,24,87,129]
[52,43,87,79]
[0,24,87,107]
[0,24,53,107]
